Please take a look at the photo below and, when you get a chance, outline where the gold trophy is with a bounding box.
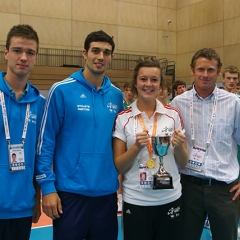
[151,136,173,189]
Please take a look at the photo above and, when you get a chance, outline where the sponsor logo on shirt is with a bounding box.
[161,126,173,135]
[167,206,180,219]
[28,111,37,124]
[107,102,118,113]
[77,105,90,111]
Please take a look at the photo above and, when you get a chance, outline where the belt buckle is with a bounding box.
[203,179,211,186]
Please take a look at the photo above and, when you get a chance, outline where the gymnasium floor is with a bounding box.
[30,213,214,240]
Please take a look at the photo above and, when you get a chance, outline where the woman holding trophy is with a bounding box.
[113,59,188,240]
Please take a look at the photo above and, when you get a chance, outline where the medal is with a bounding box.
[146,159,155,169]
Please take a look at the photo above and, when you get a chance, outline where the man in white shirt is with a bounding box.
[171,48,240,240]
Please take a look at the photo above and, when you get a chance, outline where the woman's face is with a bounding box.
[135,67,161,102]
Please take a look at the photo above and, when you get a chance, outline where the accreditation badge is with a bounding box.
[139,165,153,188]
[186,145,206,172]
[8,144,25,172]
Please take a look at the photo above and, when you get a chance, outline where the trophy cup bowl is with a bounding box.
[151,136,173,189]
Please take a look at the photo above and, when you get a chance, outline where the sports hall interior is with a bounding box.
[0,0,240,239]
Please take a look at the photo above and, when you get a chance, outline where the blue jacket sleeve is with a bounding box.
[35,84,65,196]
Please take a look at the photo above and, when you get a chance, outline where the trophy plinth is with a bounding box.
[151,136,173,190]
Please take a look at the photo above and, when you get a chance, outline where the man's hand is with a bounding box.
[230,180,240,201]
[42,193,63,219]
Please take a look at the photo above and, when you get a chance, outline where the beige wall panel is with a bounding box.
[118,2,157,29]
[212,46,223,63]
[157,54,176,62]
[118,26,157,54]
[168,54,176,63]
[0,13,20,45]
[177,30,190,54]
[224,17,240,46]
[223,44,240,68]
[21,0,71,19]
[190,0,204,4]
[72,0,117,25]
[176,76,192,85]
[177,7,189,31]
[189,0,223,28]
[176,52,193,77]
[189,22,223,52]
[118,0,157,6]
[116,50,157,58]
[0,1,20,14]
[158,31,176,55]
[157,0,176,9]
[21,15,71,48]
[157,53,168,59]
[177,0,190,9]
[158,7,176,31]
[72,21,118,49]
[224,0,240,19]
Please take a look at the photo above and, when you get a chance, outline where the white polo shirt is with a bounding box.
[113,100,185,206]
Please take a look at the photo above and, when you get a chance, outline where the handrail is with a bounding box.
[0,45,156,71]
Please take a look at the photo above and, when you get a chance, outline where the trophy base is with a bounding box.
[152,174,174,189]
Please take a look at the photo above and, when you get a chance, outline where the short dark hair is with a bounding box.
[160,80,172,94]
[6,24,39,53]
[84,30,115,53]
[222,65,240,79]
[190,48,222,70]
[131,59,163,97]
[172,80,186,90]
[123,82,131,89]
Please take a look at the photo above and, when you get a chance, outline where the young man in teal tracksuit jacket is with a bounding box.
[0,24,45,240]
[36,30,123,240]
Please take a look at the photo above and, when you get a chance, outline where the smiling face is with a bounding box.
[4,36,37,80]
[83,41,113,78]
[191,57,221,98]
[135,67,161,102]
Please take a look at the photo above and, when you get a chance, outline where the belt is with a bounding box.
[181,174,227,186]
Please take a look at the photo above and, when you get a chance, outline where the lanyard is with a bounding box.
[0,91,30,144]
[137,114,158,157]
[190,89,218,149]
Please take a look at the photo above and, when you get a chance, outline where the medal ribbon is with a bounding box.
[0,91,30,144]
[190,89,218,149]
[137,113,158,158]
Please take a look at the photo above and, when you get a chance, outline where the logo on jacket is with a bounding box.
[167,206,180,219]
[80,94,86,98]
[28,111,37,124]
[107,102,118,113]
[77,105,90,111]
[161,126,173,135]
